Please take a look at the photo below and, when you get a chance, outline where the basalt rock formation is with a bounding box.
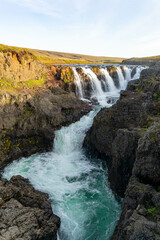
[0,175,60,240]
[84,63,160,239]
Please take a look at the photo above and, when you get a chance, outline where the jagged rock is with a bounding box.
[84,90,155,197]
[0,89,90,171]
[0,175,60,240]
[112,121,160,240]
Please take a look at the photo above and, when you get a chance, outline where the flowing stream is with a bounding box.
[3,65,145,240]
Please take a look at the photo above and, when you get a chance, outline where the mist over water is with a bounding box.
[3,65,145,240]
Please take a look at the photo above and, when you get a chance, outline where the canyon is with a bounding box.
[0,45,160,239]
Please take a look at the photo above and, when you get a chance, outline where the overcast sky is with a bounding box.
[0,0,160,58]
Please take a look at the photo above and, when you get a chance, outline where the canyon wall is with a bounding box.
[84,63,160,239]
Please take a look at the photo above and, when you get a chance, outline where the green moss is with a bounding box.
[153,93,160,100]
[27,139,39,145]
[25,76,46,86]
[147,206,160,217]
[136,88,143,94]
[0,77,14,89]
[61,68,74,83]
[0,133,11,152]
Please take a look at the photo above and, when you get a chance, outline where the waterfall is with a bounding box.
[82,67,107,106]
[73,65,145,105]
[132,66,145,80]
[123,66,132,81]
[72,67,84,99]
[100,68,117,92]
[116,66,127,90]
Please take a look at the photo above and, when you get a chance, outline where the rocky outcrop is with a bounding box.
[0,88,90,171]
[112,121,160,240]
[84,89,157,197]
[0,175,60,240]
[0,50,77,94]
[84,64,160,239]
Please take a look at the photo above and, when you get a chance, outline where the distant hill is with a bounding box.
[122,55,160,66]
[0,44,125,64]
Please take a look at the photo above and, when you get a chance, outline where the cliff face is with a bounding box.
[0,50,76,92]
[0,50,91,171]
[84,64,160,239]
[0,49,91,239]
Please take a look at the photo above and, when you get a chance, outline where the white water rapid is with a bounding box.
[3,64,145,240]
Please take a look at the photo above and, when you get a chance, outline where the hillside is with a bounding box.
[0,44,125,64]
[123,55,160,66]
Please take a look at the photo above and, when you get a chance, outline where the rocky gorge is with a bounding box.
[1,46,160,240]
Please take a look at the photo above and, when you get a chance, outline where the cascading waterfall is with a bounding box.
[72,67,84,99]
[132,66,145,80]
[82,67,107,106]
[116,66,127,90]
[3,64,145,240]
[123,66,132,81]
[100,68,117,93]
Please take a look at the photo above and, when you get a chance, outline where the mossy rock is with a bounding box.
[60,67,74,83]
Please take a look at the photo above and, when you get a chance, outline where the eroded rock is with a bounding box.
[0,175,60,240]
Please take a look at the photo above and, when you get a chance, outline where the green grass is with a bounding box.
[0,77,14,88]
[0,43,125,64]
[25,76,46,86]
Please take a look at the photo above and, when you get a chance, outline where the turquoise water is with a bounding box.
[3,107,121,240]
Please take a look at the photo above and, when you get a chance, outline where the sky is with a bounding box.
[0,0,160,58]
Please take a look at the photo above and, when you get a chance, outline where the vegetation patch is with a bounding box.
[153,93,160,100]
[0,43,125,65]
[147,205,160,217]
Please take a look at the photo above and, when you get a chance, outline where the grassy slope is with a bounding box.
[123,55,160,65]
[0,44,125,64]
